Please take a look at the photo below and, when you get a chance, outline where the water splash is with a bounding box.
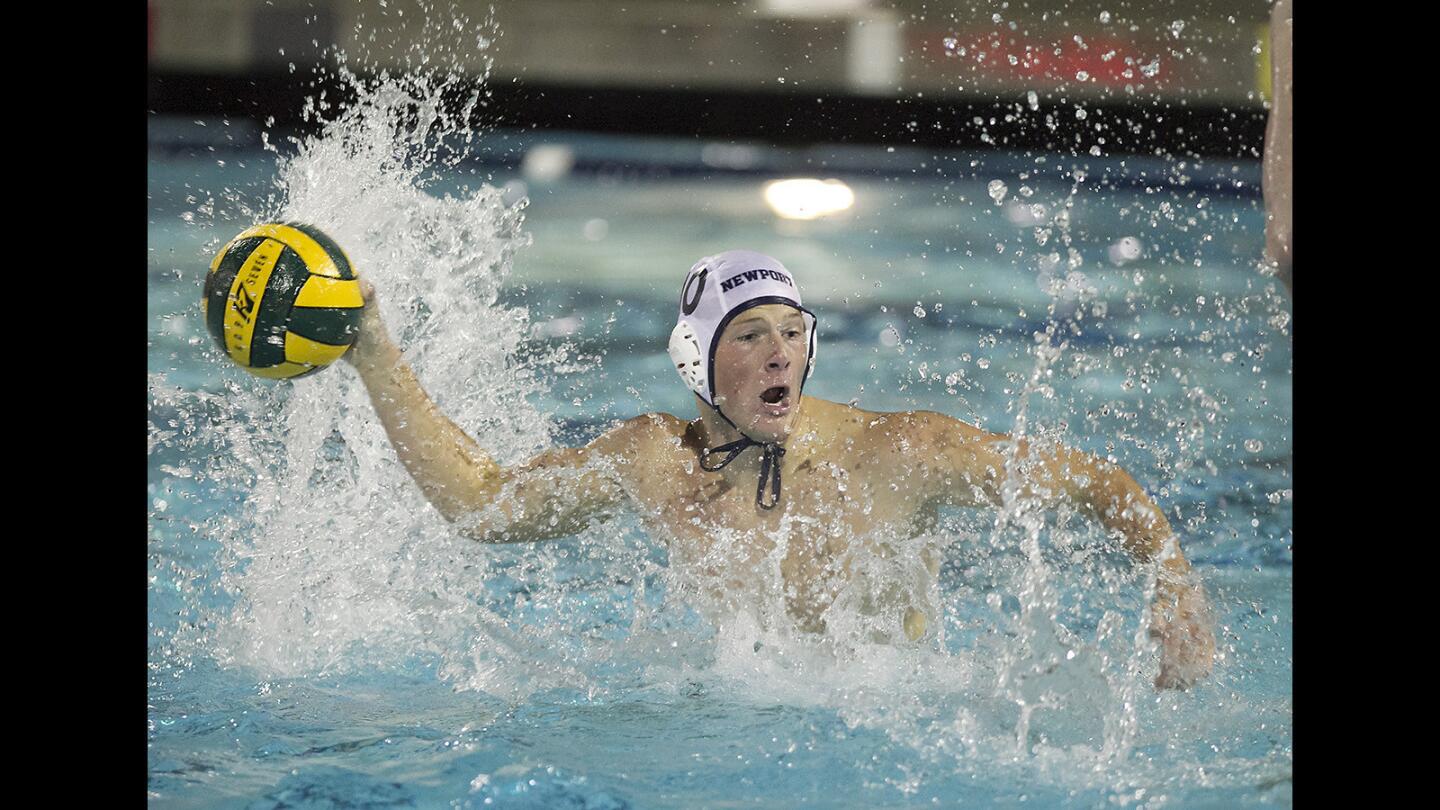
[147,12,613,701]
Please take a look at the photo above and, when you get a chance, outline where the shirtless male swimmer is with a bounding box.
[346,249,1216,690]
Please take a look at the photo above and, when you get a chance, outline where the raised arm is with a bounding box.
[900,410,1215,689]
[345,284,645,543]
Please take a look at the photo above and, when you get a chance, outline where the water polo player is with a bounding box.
[345,249,1216,690]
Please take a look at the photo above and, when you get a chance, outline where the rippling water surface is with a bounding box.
[148,64,1291,807]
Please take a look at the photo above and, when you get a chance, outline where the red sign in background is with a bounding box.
[910,26,1171,93]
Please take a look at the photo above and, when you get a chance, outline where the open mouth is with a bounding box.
[760,385,788,404]
[758,386,792,418]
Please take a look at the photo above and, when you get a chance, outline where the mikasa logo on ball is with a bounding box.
[233,286,257,323]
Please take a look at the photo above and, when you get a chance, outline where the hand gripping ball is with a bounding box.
[202,222,364,379]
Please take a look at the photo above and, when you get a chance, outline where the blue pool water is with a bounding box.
[148,72,1291,808]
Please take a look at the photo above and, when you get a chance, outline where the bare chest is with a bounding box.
[625,452,927,627]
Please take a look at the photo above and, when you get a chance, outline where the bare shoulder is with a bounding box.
[803,400,1006,505]
[589,412,691,459]
[896,409,998,447]
[810,400,995,453]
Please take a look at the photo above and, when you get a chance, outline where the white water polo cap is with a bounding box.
[668,250,817,409]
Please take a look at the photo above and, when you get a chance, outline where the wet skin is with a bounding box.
[348,293,1216,689]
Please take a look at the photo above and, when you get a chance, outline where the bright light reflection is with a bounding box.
[762,178,855,220]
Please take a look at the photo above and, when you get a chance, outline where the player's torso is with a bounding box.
[623,422,936,633]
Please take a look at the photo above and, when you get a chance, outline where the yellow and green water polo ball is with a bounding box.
[202,222,365,379]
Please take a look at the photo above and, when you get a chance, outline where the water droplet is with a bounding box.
[977,358,991,369]
[1099,11,1111,23]
[987,180,1008,203]
[1107,236,1142,265]
[1075,70,1090,82]
[1026,90,1039,110]
[913,305,927,318]
[1244,439,1263,453]
[1141,58,1161,78]
[1169,19,1186,38]
[582,218,609,241]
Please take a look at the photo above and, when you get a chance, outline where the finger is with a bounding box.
[1155,671,1190,690]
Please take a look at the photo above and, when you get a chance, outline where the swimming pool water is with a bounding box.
[148,102,1291,807]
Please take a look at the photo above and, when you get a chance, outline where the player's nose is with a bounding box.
[765,334,791,371]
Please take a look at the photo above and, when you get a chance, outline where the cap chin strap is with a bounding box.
[696,400,785,510]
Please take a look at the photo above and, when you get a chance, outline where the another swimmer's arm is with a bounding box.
[1263,0,1292,290]
[909,412,1215,688]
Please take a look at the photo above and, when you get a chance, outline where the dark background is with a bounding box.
[147,0,1276,159]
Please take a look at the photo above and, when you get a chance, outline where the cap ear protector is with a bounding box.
[669,319,707,397]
